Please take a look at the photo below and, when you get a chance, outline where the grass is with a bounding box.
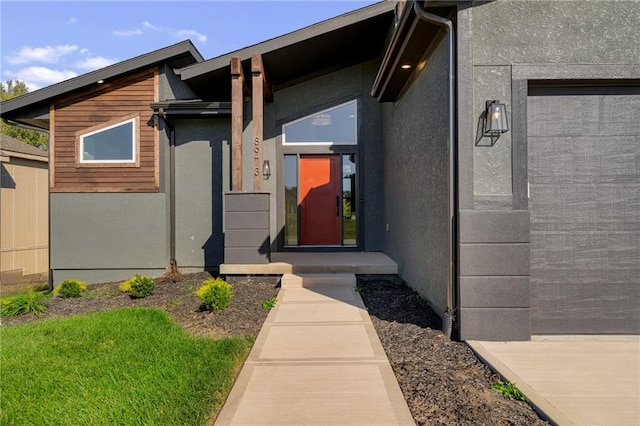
[0,307,252,425]
[0,290,51,317]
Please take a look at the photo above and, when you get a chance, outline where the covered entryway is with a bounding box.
[282,100,359,248]
[527,85,640,334]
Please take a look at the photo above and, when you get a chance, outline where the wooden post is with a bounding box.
[231,57,244,191]
[252,54,263,191]
[251,54,273,192]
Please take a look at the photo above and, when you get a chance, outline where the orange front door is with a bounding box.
[299,155,341,245]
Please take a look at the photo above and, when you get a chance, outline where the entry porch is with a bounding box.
[220,252,398,275]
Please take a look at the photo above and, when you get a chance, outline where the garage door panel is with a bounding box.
[530,184,597,232]
[528,88,640,334]
[531,279,639,334]
[600,96,640,135]
[604,233,640,275]
[531,232,607,279]
[529,136,638,184]
[596,184,640,231]
[528,96,600,137]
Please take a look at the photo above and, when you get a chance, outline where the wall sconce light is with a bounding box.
[262,160,271,180]
[483,100,509,144]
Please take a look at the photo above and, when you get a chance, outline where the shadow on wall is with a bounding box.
[202,137,225,271]
[1,164,17,188]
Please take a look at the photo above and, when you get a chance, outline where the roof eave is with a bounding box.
[0,40,204,117]
[371,1,454,102]
[179,1,397,82]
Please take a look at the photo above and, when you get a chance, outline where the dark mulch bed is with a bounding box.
[3,272,547,425]
[358,276,548,426]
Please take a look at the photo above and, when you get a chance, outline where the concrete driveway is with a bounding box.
[467,336,640,426]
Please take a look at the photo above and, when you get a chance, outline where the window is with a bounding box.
[283,100,357,145]
[77,114,139,165]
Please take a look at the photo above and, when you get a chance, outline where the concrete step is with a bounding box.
[281,273,357,288]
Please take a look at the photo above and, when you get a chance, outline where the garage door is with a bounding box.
[528,86,640,334]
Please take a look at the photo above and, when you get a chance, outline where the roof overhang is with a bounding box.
[0,40,204,130]
[179,1,397,100]
[371,1,456,102]
[0,150,49,163]
[151,100,232,119]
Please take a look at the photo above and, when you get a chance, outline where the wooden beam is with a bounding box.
[231,57,244,191]
[251,53,273,102]
[252,54,264,191]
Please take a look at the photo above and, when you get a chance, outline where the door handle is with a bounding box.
[336,195,340,217]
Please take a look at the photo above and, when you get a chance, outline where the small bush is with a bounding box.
[195,278,233,312]
[118,281,131,293]
[0,292,49,317]
[120,275,156,298]
[55,279,87,298]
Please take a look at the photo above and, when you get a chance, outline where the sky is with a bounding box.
[1,0,378,92]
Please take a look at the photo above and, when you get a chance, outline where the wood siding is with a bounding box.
[51,68,159,192]
[1,157,49,277]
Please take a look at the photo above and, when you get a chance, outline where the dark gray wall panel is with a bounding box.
[460,277,530,308]
[380,39,450,316]
[224,192,270,264]
[459,210,529,243]
[225,212,270,230]
[459,308,531,341]
[225,192,270,212]
[50,193,168,283]
[175,120,228,269]
[459,244,530,277]
[528,89,640,334]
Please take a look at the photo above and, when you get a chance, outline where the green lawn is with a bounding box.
[0,308,252,425]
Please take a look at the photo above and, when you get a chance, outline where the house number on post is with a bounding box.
[253,137,261,177]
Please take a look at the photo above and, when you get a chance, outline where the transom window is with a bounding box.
[77,114,139,164]
[283,100,357,145]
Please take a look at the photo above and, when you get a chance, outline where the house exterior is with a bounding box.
[0,135,49,283]
[1,0,638,341]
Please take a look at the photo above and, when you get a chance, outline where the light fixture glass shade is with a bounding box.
[484,101,508,134]
[262,160,271,180]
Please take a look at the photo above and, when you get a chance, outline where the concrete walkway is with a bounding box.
[215,273,415,425]
[468,336,640,426]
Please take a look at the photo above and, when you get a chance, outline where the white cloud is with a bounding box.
[68,17,77,25]
[136,21,208,43]
[5,67,78,90]
[176,29,207,43]
[114,28,143,37]
[6,44,79,65]
[74,56,118,70]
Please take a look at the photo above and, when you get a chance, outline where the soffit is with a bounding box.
[181,2,396,100]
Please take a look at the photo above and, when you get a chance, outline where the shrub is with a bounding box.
[120,275,156,298]
[56,279,87,298]
[195,278,233,312]
[0,292,49,317]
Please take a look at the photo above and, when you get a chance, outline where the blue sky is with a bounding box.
[1,0,378,91]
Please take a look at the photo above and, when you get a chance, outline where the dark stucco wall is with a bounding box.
[470,0,640,205]
[457,0,640,340]
[174,119,229,270]
[50,193,168,285]
[381,39,450,317]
